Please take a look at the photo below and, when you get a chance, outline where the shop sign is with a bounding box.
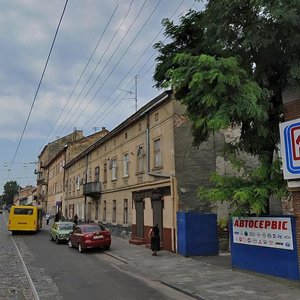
[279,118,300,179]
[232,217,293,250]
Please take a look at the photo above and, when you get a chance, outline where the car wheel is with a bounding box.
[68,239,73,248]
[78,243,85,253]
[104,245,110,251]
[55,237,59,244]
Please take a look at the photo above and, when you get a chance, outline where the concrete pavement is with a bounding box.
[44,218,300,299]
[107,236,300,300]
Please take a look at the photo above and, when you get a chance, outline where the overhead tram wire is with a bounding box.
[51,0,137,140]
[65,0,163,134]
[39,2,120,150]
[81,0,186,131]
[96,0,199,126]
[82,0,186,130]
[55,0,147,137]
[7,0,69,180]
[49,1,136,141]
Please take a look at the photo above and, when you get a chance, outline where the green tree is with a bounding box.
[3,181,19,205]
[154,0,299,214]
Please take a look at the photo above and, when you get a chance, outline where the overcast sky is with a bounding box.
[0,0,205,194]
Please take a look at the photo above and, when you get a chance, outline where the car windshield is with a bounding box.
[58,224,73,230]
[83,225,104,233]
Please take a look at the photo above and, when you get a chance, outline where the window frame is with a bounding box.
[123,153,129,177]
[154,138,162,168]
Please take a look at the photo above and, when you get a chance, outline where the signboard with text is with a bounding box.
[232,217,293,250]
[279,118,300,179]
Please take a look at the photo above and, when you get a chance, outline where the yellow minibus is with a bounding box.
[8,205,43,233]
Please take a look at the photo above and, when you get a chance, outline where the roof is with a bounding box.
[64,90,172,168]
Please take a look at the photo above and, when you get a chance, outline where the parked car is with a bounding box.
[68,223,111,253]
[50,221,75,244]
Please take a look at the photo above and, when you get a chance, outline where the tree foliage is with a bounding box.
[3,181,19,205]
[153,0,299,214]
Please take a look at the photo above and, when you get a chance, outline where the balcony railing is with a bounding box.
[83,182,101,198]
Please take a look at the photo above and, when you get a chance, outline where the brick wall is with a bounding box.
[292,191,300,275]
[284,100,300,121]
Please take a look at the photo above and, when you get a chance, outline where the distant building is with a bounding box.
[36,130,84,213]
[45,128,109,216]
[14,185,36,205]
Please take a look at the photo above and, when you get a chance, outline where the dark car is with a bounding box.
[50,221,75,244]
[68,224,111,253]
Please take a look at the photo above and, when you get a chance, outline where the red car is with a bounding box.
[68,224,111,253]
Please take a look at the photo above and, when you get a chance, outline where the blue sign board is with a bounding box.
[230,216,299,281]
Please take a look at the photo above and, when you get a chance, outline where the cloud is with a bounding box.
[0,0,204,193]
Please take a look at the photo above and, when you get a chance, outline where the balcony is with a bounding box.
[83,182,101,198]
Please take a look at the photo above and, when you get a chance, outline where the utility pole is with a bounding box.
[118,75,138,112]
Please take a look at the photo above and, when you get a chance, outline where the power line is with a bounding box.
[65,0,162,134]
[7,0,69,181]
[82,0,186,131]
[44,0,194,141]
[39,1,120,150]
[56,0,147,137]
[53,0,138,138]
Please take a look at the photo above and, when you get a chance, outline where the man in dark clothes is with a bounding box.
[54,211,60,222]
[149,224,160,256]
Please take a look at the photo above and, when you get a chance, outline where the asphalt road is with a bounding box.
[0,213,184,300]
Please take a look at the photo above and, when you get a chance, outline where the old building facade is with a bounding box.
[36,130,84,213]
[44,128,109,216]
[63,91,226,252]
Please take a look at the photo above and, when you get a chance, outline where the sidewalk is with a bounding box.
[107,236,300,300]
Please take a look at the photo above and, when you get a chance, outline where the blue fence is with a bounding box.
[177,212,219,256]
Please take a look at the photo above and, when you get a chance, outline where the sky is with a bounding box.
[0,0,205,194]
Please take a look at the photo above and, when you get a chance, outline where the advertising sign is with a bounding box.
[279,118,300,179]
[232,217,293,250]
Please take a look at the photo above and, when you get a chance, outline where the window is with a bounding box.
[111,159,117,180]
[154,139,162,168]
[125,132,128,139]
[112,200,116,223]
[14,208,33,215]
[95,166,100,182]
[155,112,159,121]
[103,200,106,221]
[103,162,107,182]
[137,145,145,173]
[123,199,128,224]
[76,175,80,190]
[123,154,129,177]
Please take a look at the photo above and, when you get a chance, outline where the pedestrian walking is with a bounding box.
[45,213,50,225]
[54,211,60,222]
[74,214,78,225]
[149,224,160,256]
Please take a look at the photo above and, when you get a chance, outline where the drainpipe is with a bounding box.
[146,113,150,173]
[84,154,88,223]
